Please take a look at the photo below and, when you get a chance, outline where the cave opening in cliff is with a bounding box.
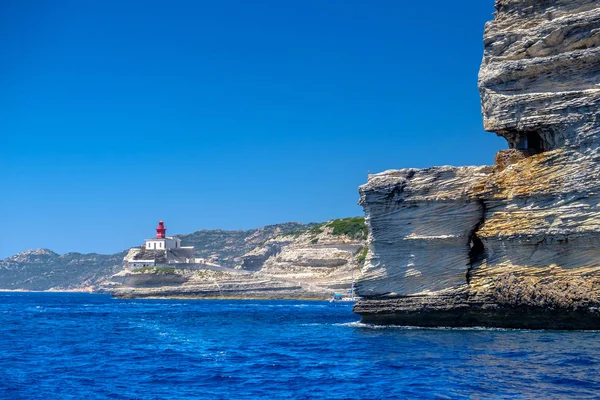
[502,131,547,155]
[512,131,545,154]
[526,132,543,153]
[468,235,485,267]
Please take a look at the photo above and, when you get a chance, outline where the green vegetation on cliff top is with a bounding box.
[328,217,367,238]
[308,217,367,240]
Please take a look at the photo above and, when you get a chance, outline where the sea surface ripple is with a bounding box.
[1,293,600,399]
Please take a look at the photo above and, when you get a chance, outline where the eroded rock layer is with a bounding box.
[358,166,491,297]
[355,0,600,329]
[479,0,600,149]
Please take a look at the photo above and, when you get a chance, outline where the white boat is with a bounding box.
[330,264,359,302]
[329,293,356,302]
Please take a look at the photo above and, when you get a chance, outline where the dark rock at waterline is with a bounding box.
[354,296,600,330]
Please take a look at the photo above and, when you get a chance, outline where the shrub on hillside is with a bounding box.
[356,247,369,264]
[308,225,324,235]
[327,217,367,239]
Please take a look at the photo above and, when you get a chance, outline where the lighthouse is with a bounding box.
[156,220,166,239]
[145,220,180,250]
[124,220,197,269]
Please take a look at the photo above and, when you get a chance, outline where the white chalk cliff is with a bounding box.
[354,0,600,329]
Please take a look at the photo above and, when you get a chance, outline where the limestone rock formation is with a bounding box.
[355,0,600,329]
[178,222,317,268]
[479,0,600,148]
[256,221,365,293]
[358,166,492,298]
[241,238,294,271]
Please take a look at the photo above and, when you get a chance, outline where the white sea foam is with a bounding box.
[331,321,590,332]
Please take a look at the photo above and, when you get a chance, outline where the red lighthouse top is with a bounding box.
[156,220,166,239]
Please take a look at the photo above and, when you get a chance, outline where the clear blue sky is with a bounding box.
[1,0,504,258]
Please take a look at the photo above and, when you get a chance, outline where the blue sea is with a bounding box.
[1,293,600,399]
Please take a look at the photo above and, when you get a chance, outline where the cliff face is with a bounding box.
[358,166,492,297]
[355,0,600,329]
[479,0,600,148]
[256,219,365,293]
[178,222,317,267]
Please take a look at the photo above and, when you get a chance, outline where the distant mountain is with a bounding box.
[0,222,317,291]
[0,249,126,291]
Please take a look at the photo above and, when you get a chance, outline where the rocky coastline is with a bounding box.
[104,218,367,299]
